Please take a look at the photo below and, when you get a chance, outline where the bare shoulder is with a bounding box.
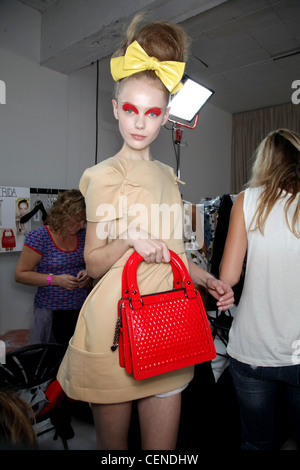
[233,191,244,207]
[230,191,244,218]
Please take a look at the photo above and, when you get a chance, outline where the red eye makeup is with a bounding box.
[122,104,162,117]
[122,103,138,114]
[145,108,162,116]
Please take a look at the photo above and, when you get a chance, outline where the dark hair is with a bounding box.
[18,199,29,207]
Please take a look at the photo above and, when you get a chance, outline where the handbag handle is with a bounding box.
[121,250,182,299]
[123,250,197,308]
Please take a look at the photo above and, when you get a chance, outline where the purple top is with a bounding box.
[24,226,87,310]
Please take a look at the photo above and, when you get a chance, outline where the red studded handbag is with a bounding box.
[111,250,216,380]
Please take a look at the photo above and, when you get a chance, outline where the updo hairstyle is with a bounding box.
[112,13,190,99]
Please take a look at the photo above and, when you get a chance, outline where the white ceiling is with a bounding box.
[18,0,300,114]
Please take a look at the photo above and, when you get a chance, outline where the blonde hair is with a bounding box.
[45,189,85,234]
[113,12,190,99]
[247,128,300,238]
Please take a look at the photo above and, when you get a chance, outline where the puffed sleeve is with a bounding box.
[79,158,127,223]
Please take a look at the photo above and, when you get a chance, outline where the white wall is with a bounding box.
[0,0,232,334]
[0,0,96,334]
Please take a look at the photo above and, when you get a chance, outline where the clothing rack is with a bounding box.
[30,188,66,195]
[27,188,66,227]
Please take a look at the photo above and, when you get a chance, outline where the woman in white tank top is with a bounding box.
[220,129,300,450]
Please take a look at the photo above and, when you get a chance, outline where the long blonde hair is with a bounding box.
[247,128,300,238]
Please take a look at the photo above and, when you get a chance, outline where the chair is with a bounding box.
[207,309,233,357]
[0,343,70,449]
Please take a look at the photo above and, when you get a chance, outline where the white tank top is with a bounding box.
[227,186,300,366]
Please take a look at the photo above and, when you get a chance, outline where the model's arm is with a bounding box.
[219,192,248,287]
[15,245,79,290]
[84,221,130,279]
[84,221,170,280]
[188,259,234,311]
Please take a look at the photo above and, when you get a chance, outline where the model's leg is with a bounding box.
[137,393,181,450]
[91,401,132,450]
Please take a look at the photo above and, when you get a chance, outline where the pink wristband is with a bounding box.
[47,274,53,286]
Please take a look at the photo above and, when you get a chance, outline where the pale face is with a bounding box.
[112,77,170,156]
[18,202,29,216]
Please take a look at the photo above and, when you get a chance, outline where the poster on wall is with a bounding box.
[0,186,31,253]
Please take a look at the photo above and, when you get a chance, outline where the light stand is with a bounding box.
[167,76,214,177]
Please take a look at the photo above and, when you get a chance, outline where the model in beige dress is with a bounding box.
[57,16,234,450]
[57,155,196,403]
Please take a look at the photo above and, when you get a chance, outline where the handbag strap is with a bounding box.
[123,250,197,308]
[121,251,182,299]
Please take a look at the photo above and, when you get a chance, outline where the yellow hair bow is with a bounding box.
[110,41,185,94]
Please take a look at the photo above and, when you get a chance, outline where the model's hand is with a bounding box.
[206,277,234,311]
[128,229,170,263]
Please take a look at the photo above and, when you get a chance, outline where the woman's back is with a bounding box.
[227,186,300,367]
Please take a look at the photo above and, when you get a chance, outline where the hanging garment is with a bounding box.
[20,200,47,224]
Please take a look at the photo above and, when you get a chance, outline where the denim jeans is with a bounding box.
[229,357,300,450]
